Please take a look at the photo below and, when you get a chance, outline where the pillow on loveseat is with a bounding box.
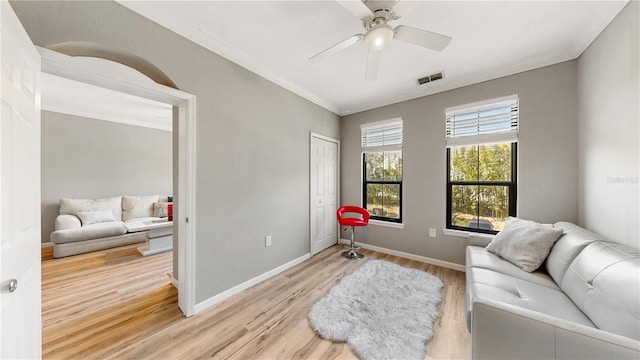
[153,202,172,218]
[486,217,563,272]
[76,210,116,226]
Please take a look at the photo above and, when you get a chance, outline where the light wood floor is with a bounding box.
[41,244,470,359]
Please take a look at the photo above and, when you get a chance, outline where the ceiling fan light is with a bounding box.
[364,24,394,51]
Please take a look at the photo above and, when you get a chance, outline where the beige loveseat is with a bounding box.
[50,195,172,258]
[465,221,639,359]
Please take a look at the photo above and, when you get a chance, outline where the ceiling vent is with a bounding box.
[417,71,444,85]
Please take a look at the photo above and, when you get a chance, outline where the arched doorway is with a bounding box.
[39,43,196,317]
[47,41,177,89]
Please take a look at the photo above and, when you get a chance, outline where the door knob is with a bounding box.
[8,278,17,293]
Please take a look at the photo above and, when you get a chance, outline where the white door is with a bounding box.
[1,2,42,358]
[310,134,339,255]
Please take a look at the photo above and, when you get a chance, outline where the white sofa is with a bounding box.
[465,221,640,359]
[50,195,172,258]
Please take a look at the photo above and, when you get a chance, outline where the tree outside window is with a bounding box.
[364,150,402,221]
[447,142,516,233]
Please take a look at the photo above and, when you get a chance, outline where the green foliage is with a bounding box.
[450,143,512,229]
[365,151,402,181]
[365,151,402,219]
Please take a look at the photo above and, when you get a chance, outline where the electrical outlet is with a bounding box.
[429,228,436,238]
[265,235,272,247]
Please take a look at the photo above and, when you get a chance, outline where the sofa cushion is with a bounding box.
[51,221,127,244]
[546,221,600,285]
[60,196,122,220]
[466,246,558,289]
[76,210,116,226]
[486,217,563,272]
[466,267,595,330]
[561,241,640,341]
[122,195,159,221]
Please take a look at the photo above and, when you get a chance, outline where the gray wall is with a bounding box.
[341,61,579,265]
[11,1,340,303]
[577,1,639,249]
[41,111,172,243]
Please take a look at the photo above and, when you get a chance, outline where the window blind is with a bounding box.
[446,95,519,147]
[361,119,403,152]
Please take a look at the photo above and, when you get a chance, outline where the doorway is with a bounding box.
[38,46,196,316]
[309,133,340,255]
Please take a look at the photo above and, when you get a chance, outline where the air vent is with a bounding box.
[417,71,444,85]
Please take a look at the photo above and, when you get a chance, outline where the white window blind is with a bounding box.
[446,95,519,147]
[361,119,403,152]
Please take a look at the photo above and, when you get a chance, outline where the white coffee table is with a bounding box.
[125,219,173,256]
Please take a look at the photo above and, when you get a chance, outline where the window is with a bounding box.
[362,119,403,223]
[446,95,518,234]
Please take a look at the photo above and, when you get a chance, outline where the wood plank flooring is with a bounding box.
[42,244,470,359]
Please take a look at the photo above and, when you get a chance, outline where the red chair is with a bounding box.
[336,206,370,259]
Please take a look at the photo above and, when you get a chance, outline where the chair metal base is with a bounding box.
[341,224,365,260]
[342,250,364,260]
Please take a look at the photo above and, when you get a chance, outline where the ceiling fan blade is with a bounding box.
[365,50,380,82]
[309,34,364,62]
[394,25,452,52]
[390,0,416,19]
[336,0,372,21]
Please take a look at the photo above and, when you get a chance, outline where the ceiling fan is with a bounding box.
[309,0,452,81]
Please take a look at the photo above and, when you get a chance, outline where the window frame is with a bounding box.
[446,142,517,234]
[360,118,403,223]
[362,152,403,223]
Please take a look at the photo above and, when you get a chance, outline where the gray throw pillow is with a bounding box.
[153,202,171,217]
[487,217,563,272]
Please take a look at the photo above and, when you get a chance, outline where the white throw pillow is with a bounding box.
[486,217,563,272]
[153,202,171,217]
[76,210,116,226]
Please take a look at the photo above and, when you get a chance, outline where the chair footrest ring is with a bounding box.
[342,250,364,260]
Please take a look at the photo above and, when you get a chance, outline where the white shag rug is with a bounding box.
[308,260,443,360]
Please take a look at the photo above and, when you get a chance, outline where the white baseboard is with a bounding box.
[41,241,54,248]
[167,272,179,289]
[339,239,465,272]
[194,253,311,314]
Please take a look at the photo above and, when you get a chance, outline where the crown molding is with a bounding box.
[115,1,342,116]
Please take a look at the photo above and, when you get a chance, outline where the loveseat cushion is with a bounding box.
[51,221,127,244]
[561,241,640,341]
[122,195,159,221]
[466,246,558,289]
[466,267,595,330]
[546,221,600,285]
[60,196,122,221]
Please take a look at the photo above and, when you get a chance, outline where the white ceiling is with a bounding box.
[116,0,628,116]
